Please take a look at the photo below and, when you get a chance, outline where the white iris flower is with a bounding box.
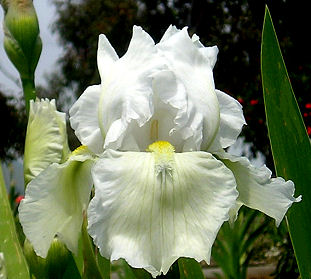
[19,26,301,277]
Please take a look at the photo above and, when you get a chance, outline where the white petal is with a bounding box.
[69,85,103,154]
[71,26,164,152]
[160,25,179,43]
[19,149,94,258]
[216,151,301,226]
[191,34,218,69]
[97,34,119,81]
[208,90,246,152]
[88,149,238,277]
[100,26,164,150]
[151,70,195,152]
[24,99,70,185]
[157,27,220,151]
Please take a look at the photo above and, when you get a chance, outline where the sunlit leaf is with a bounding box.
[0,163,30,278]
[261,7,311,278]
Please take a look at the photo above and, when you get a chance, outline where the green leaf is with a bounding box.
[72,235,84,276]
[0,162,30,279]
[62,253,81,279]
[112,260,136,279]
[81,216,105,279]
[178,258,204,279]
[261,7,311,279]
[96,253,110,279]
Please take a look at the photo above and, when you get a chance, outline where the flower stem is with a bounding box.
[21,77,36,115]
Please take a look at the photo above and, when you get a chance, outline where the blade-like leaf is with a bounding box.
[0,162,30,278]
[178,258,204,279]
[61,253,81,279]
[261,7,311,278]
[96,253,111,279]
[81,216,104,279]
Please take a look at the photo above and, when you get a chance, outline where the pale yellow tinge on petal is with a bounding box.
[147,140,175,177]
[71,145,90,156]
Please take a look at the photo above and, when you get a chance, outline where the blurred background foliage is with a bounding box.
[0,93,26,160]
[1,0,310,168]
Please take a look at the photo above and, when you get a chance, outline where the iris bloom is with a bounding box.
[20,26,301,277]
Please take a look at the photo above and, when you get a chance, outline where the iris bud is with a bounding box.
[24,238,71,279]
[1,0,42,113]
[1,0,42,79]
[45,238,71,279]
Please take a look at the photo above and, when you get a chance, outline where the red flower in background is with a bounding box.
[250,99,259,106]
[305,103,311,109]
[15,195,24,204]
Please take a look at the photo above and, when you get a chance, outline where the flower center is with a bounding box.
[147,141,175,176]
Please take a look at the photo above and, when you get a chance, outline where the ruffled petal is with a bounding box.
[24,99,70,185]
[157,27,220,151]
[88,149,238,277]
[208,90,246,152]
[151,70,194,152]
[216,151,301,225]
[69,85,103,154]
[160,25,179,43]
[100,26,164,150]
[70,26,164,152]
[191,34,218,69]
[19,148,94,258]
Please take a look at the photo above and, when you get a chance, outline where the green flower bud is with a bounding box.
[24,238,71,279]
[45,238,71,279]
[1,0,42,80]
[23,239,47,279]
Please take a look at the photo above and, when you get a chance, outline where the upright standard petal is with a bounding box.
[97,34,119,81]
[216,151,301,225]
[19,147,94,258]
[100,26,163,150]
[191,33,218,69]
[157,27,220,151]
[24,99,70,185]
[88,143,238,277]
[69,85,103,154]
[70,26,164,153]
[208,90,246,152]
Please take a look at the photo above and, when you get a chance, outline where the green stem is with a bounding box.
[21,76,36,115]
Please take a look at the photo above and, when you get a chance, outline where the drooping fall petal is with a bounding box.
[216,151,301,225]
[88,145,238,277]
[19,148,94,257]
